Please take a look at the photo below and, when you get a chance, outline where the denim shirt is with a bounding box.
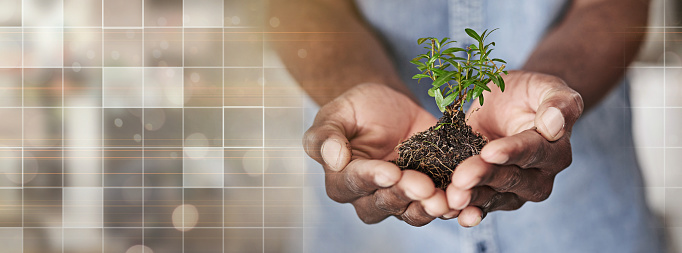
[301,1,666,252]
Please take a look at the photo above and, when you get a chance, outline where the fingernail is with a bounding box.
[466,216,482,227]
[321,139,343,171]
[541,107,564,138]
[442,210,459,219]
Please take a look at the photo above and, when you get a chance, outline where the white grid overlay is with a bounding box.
[0,0,306,252]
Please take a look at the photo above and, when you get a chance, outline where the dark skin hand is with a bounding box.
[272,0,648,227]
[303,83,448,226]
[447,71,583,225]
[447,0,648,224]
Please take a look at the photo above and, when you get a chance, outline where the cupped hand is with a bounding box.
[446,71,584,227]
[303,83,453,226]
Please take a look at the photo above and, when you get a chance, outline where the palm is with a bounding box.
[467,72,554,140]
[339,85,437,161]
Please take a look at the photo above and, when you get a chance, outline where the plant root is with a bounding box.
[393,110,487,190]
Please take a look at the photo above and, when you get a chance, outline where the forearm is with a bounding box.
[268,0,414,105]
[523,0,649,110]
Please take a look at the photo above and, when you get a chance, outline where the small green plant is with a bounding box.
[410,28,508,113]
[394,28,506,190]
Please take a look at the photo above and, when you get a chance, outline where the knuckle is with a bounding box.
[558,144,573,169]
[521,148,542,169]
[325,183,346,203]
[499,168,522,192]
[345,172,368,196]
[529,179,554,202]
[481,192,503,212]
[351,198,388,224]
[400,209,431,227]
[357,214,380,224]
[373,191,407,215]
[354,208,383,224]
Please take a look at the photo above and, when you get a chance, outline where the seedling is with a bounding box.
[412,28,508,113]
[393,29,508,189]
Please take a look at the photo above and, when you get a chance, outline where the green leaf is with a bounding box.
[483,28,499,40]
[432,71,456,88]
[431,68,446,76]
[461,79,476,90]
[475,81,491,92]
[442,40,456,47]
[466,89,474,103]
[427,56,438,67]
[442,47,466,55]
[480,29,488,40]
[483,49,493,60]
[443,93,456,107]
[465,28,481,42]
[442,58,466,67]
[412,73,430,79]
[434,88,446,112]
[479,94,485,105]
[417,38,429,45]
[498,75,505,91]
[492,58,507,64]
[428,86,438,97]
[491,75,501,90]
[440,37,450,48]
[471,86,483,102]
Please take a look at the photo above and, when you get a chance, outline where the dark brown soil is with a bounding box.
[393,109,487,190]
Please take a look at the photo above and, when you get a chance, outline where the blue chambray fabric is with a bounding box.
[300,1,666,252]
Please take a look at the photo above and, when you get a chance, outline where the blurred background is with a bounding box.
[0,0,680,252]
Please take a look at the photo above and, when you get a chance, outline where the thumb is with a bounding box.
[303,125,351,172]
[534,87,584,141]
[302,98,355,172]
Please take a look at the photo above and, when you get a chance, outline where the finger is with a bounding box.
[420,189,449,217]
[372,170,436,214]
[398,201,436,227]
[440,209,460,220]
[467,186,525,212]
[446,183,472,210]
[456,190,526,227]
[350,195,391,224]
[533,81,584,141]
[302,98,356,171]
[457,206,483,227]
[325,159,401,203]
[349,170,436,224]
[481,167,554,202]
[451,155,554,202]
[480,129,572,171]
